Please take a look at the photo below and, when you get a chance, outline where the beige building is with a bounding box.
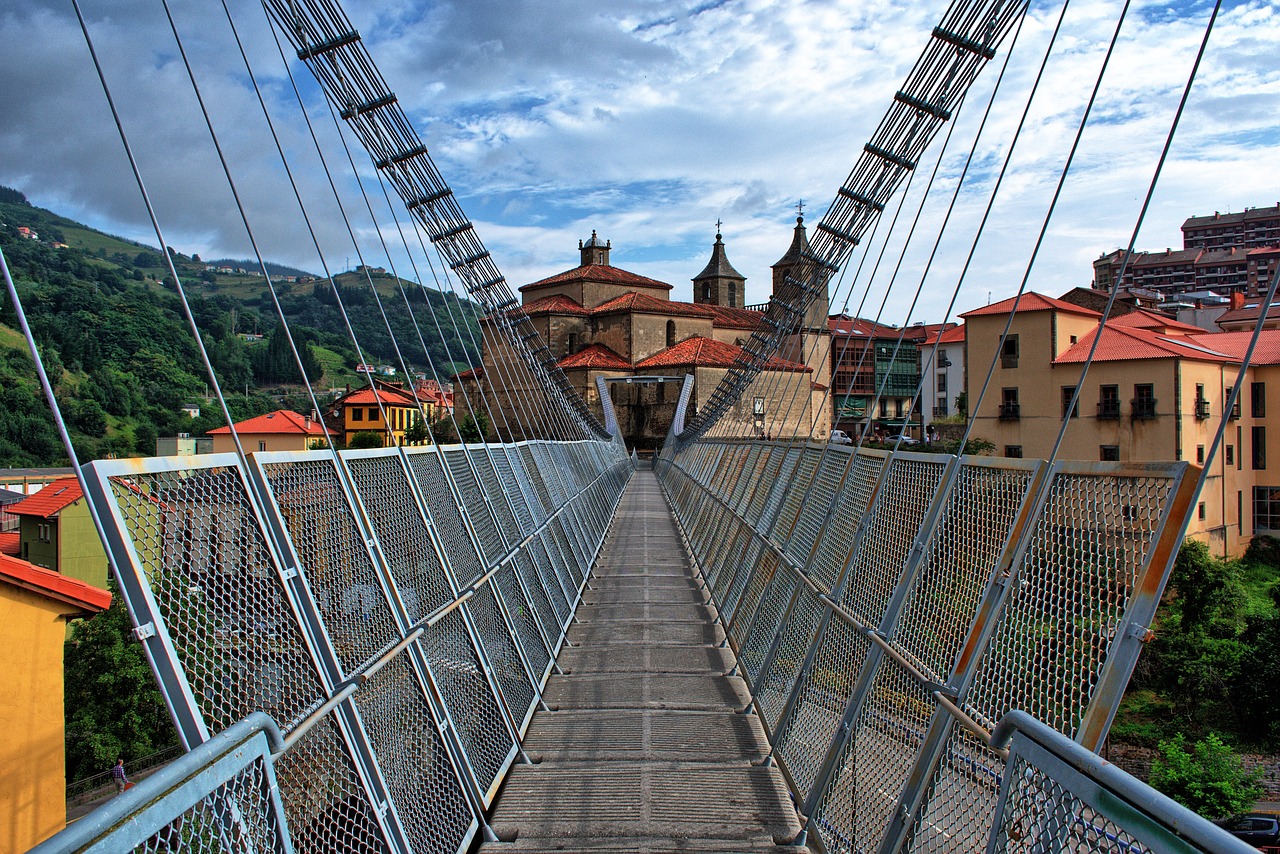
[964,292,1280,556]
[207,409,327,454]
[456,222,832,449]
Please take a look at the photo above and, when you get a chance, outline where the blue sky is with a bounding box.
[2,0,1278,328]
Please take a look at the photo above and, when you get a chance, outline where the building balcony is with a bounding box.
[1098,401,1121,420]
[1131,398,1158,420]
[1001,355,1018,369]
[998,403,1020,421]
[933,406,949,417]
[1195,398,1211,420]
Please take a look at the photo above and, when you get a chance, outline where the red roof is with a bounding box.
[1054,325,1233,364]
[924,325,966,345]
[1215,302,1280,326]
[521,264,673,292]
[0,552,111,612]
[339,388,418,408]
[454,366,484,380]
[208,409,327,436]
[1186,330,1280,365]
[7,477,84,519]
[961,292,1102,319]
[636,335,810,372]
[558,344,633,371]
[0,532,19,556]
[699,304,765,330]
[1109,308,1203,334]
[828,316,903,337]
[592,291,714,318]
[517,294,589,316]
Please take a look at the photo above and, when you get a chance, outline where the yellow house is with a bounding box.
[207,409,328,454]
[0,553,110,850]
[337,386,422,447]
[964,293,1280,556]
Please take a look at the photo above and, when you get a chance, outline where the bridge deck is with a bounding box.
[482,470,807,853]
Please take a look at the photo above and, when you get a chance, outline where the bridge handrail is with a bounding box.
[988,710,1256,853]
[33,712,289,854]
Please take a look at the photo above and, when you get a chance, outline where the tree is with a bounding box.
[347,430,385,450]
[403,414,429,446]
[1149,733,1262,820]
[459,411,489,443]
[954,391,968,418]
[64,576,176,784]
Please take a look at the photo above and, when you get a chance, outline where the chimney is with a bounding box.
[1231,292,1245,310]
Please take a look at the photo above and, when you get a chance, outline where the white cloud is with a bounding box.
[1,0,1278,329]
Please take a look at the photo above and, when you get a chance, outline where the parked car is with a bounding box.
[829,430,853,445]
[1215,813,1280,848]
[886,433,919,445]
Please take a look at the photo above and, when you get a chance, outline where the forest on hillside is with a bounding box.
[0,189,479,466]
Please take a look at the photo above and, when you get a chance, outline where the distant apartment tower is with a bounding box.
[1182,203,1280,249]
[1093,203,1280,298]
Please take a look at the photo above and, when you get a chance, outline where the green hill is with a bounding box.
[0,188,480,466]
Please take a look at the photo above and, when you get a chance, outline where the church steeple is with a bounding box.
[771,210,829,329]
[692,224,746,308]
[771,213,812,290]
[579,230,611,266]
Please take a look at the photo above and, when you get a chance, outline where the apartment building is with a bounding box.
[964,292,1280,557]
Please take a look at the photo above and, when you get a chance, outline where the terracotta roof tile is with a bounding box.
[0,532,18,556]
[7,477,83,518]
[699,304,764,330]
[1054,325,1233,364]
[1215,303,1280,325]
[0,552,111,612]
[454,366,484,380]
[961,292,1102,319]
[516,294,589,316]
[521,264,673,292]
[924,325,966,345]
[828,316,904,337]
[636,335,810,372]
[339,388,419,408]
[1186,330,1280,365]
[558,344,633,371]
[1109,309,1204,334]
[208,409,327,436]
[592,292,714,318]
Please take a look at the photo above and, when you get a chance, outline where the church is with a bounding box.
[455,217,833,450]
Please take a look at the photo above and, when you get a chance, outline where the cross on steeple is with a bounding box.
[715,218,723,235]
[796,199,805,217]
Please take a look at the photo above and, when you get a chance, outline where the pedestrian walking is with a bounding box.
[111,758,129,794]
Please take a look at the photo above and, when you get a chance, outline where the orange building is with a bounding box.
[964,291,1280,556]
[207,409,328,454]
[333,386,423,447]
[0,554,110,850]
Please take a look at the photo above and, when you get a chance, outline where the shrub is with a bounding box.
[1149,732,1262,820]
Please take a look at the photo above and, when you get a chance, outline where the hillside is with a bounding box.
[0,188,480,466]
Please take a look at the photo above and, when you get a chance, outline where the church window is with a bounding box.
[702,283,712,301]
[666,320,676,348]
[566,332,579,355]
[729,285,738,308]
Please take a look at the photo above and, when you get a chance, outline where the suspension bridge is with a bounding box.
[7,0,1271,852]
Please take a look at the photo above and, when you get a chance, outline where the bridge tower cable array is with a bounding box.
[681,0,1029,444]
[260,0,603,441]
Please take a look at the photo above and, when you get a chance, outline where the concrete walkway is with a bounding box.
[482,471,806,853]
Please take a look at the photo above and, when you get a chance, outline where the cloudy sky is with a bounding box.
[2,0,1278,327]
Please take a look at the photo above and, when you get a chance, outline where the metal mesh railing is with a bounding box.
[53,438,629,854]
[655,437,1205,853]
